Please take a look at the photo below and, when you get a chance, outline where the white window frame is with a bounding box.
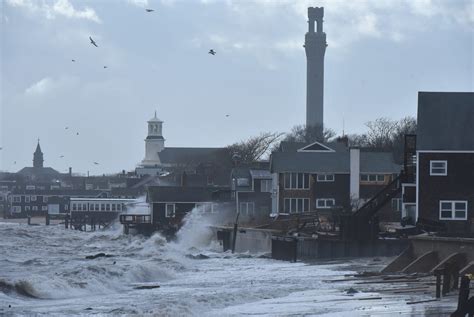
[391,198,402,212]
[283,173,310,190]
[32,206,38,211]
[11,206,21,213]
[165,203,176,218]
[316,174,335,182]
[13,196,21,203]
[25,206,30,211]
[25,196,30,203]
[42,206,48,211]
[439,200,467,220]
[316,198,336,209]
[239,202,255,215]
[284,198,310,213]
[43,196,48,203]
[260,179,272,193]
[31,195,37,202]
[430,160,447,176]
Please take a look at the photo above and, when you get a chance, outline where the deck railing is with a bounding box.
[119,214,151,224]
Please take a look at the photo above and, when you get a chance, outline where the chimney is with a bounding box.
[349,148,360,209]
[181,171,187,187]
[336,135,349,147]
[68,167,72,177]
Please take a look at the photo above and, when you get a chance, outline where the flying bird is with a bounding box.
[93,162,99,165]
[65,127,69,130]
[60,155,64,158]
[225,114,230,118]
[72,59,76,62]
[208,49,216,55]
[89,36,98,47]
[76,132,79,136]
[146,9,154,12]
[103,66,108,69]
[13,161,16,165]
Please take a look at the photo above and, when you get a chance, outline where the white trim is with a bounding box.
[316,198,336,209]
[284,198,310,213]
[283,172,310,190]
[430,160,447,176]
[418,150,474,153]
[439,200,468,221]
[297,141,335,152]
[415,152,419,221]
[165,203,176,218]
[316,174,335,182]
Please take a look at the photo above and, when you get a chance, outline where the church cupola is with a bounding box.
[33,139,44,168]
[141,111,165,167]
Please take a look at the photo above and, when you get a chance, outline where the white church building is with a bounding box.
[136,112,166,176]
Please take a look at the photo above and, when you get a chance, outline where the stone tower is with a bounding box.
[33,139,44,168]
[141,111,165,167]
[305,7,327,130]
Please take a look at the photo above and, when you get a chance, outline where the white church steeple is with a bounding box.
[141,111,165,167]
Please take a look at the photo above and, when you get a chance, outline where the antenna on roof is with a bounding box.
[342,115,345,137]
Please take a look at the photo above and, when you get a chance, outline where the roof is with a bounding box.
[17,167,61,178]
[147,186,229,202]
[417,92,474,151]
[271,150,401,174]
[158,147,230,165]
[278,140,348,153]
[148,111,163,123]
[10,189,108,196]
[249,169,272,179]
[360,152,401,173]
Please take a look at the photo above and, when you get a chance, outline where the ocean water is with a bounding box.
[0,211,456,316]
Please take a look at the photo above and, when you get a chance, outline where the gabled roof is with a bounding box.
[270,150,401,174]
[17,167,61,178]
[158,147,230,165]
[417,92,474,151]
[297,141,335,152]
[147,186,230,202]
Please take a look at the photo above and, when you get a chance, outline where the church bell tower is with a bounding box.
[141,111,165,167]
[33,139,44,168]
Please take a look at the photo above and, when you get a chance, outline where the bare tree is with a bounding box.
[283,124,336,144]
[227,132,284,164]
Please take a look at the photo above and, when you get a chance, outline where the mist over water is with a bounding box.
[0,211,451,316]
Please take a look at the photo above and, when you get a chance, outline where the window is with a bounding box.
[196,203,212,213]
[0,196,3,201]
[64,205,68,211]
[32,206,38,211]
[261,179,272,193]
[391,198,402,212]
[72,203,77,211]
[284,198,310,213]
[165,204,175,218]
[90,204,95,211]
[106,204,110,211]
[42,206,48,211]
[101,204,105,211]
[430,161,447,176]
[317,174,335,182]
[117,204,122,211]
[11,206,21,213]
[439,201,467,220]
[25,206,30,211]
[239,202,255,215]
[43,196,48,203]
[284,173,309,189]
[237,178,250,186]
[25,196,30,203]
[13,196,21,203]
[316,198,336,209]
[361,174,386,184]
[112,204,116,211]
[78,204,82,211]
[26,185,35,190]
[31,195,37,202]
[95,204,99,211]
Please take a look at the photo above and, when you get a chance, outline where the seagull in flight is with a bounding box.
[65,127,69,130]
[208,49,216,55]
[103,66,108,69]
[76,132,79,136]
[89,36,98,47]
[72,59,76,62]
[93,162,99,165]
[225,114,230,117]
[146,9,154,12]
[60,155,64,158]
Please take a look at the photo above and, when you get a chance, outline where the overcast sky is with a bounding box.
[1,0,473,175]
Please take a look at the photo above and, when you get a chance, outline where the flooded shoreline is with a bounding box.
[0,219,457,316]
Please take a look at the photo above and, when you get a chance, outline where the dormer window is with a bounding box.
[430,161,447,176]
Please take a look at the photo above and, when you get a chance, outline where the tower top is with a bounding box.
[148,110,163,123]
[33,139,44,168]
[308,7,324,33]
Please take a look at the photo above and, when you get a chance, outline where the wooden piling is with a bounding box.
[231,211,240,254]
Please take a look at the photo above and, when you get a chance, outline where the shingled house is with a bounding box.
[270,140,402,221]
[402,92,474,236]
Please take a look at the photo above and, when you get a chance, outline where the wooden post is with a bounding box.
[27,215,31,225]
[454,276,471,316]
[435,271,441,298]
[65,215,69,229]
[443,268,451,296]
[231,211,240,254]
[45,214,50,226]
